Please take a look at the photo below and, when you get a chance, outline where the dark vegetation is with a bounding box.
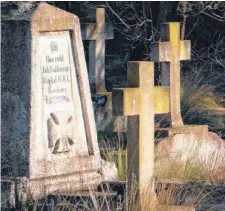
[2,2,225,132]
[49,1,225,135]
[49,1,225,94]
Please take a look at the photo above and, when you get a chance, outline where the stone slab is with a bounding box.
[159,206,195,211]
[156,125,208,138]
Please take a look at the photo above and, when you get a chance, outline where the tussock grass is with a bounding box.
[181,68,224,133]
[99,132,127,181]
[100,133,225,184]
[36,178,225,211]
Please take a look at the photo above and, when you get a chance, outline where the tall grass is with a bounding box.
[29,176,224,211]
[181,68,224,133]
[100,134,225,185]
[98,132,127,181]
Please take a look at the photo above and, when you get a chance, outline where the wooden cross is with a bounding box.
[49,112,74,154]
[81,8,114,94]
[150,22,191,127]
[112,61,169,207]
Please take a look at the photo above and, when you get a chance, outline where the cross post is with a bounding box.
[150,22,191,127]
[81,8,114,94]
[113,61,169,209]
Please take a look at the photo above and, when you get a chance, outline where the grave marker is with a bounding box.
[150,22,191,127]
[150,22,208,136]
[1,2,117,204]
[82,8,114,94]
[81,8,128,134]
[113,61,169,207]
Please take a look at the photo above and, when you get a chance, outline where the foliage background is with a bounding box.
[47,1,225,100]
[1,1,225,133]
[2,1,224,98]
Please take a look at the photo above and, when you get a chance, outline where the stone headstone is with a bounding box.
[1,2,117,202]
[150,22,191,127]
[150,22,209,139]
[150,22,224,185]
[112,61,170,209]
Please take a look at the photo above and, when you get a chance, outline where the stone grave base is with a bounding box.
[156,179,225,210]
[155,125,208,138]
[29,172,103,199]
[1,180,124,210]
[159,205,195,211]
[1,160,118,209]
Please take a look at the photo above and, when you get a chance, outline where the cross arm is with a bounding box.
[81,23,114,40]
[150,40,191,62]
[150,42,171,62]
[153,86,170,114]
[112,88,140,116]
[112,86,170,116]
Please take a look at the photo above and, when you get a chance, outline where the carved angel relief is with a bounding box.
[49,112,74,154]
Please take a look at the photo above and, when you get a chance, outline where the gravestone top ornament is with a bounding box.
[1,2,117,202]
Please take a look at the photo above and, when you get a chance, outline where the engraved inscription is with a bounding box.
[39,35,73,105]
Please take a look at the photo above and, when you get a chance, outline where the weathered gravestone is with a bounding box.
[80,8,128,134]
[113,61,169,209]
[149,23,225,172]
[150,22,191,126]
[150,22,208,136]
[1,2,117,205]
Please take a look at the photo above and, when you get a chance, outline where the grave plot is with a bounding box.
[82,8,127,156]
[112,22,225,211]
[1,2,224,211]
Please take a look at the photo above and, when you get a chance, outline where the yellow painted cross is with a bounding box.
[150,22,191,127]
[81,8,114,94]
[113,61,169,208]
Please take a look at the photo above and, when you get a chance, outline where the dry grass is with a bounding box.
[181,68,224,133]
[101,133,225,184]
[99,132,127,181]
[34,178,224,211]
[6,137,224,210]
